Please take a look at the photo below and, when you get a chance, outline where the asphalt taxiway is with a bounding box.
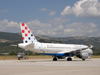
[0,58,100,75]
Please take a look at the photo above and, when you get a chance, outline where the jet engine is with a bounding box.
[76,53,89,60]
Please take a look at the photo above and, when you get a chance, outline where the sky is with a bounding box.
[0,0,100,37]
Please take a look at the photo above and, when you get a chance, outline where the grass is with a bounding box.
[0,55,99,60]
[90,55,100,58]
[0,55,52,60]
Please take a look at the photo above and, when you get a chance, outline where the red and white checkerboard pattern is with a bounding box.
[20,23,38,43]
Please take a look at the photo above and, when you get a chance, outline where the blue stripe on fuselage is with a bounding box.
[40,53,75,56]
[40,53,92,56]
[88,53,92,55]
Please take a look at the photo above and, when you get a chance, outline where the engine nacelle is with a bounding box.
[76,53,89,59]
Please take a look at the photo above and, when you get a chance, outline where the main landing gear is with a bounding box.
[52,56,73,61]
[52,57,57,61]
[82,59,85,61]
[67,58,72,61]
[67,53,72,61]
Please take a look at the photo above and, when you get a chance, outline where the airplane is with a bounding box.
[18,23,93,61]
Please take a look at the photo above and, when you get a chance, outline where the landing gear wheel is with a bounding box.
[67,58,72,61]
[82,59,85,61]
[18,57,20,60]
[53,57,57,61]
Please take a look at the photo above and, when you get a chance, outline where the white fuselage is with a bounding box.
[18,23,93,61]
[18,43,93,56]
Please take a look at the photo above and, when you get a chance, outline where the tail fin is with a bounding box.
[20,23,38,43]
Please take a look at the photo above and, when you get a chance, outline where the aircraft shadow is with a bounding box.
[21,59,88,62]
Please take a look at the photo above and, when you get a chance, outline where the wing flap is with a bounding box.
[58,46,90,54]
[58,50,73,54]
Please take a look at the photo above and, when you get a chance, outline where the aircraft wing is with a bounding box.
[74,45,93,52]
[58,46,90,54]
[58,50,72,54]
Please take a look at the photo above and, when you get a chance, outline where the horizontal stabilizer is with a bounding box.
[25,43,34,48]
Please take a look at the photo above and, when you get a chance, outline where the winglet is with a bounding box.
[90,45,93,48]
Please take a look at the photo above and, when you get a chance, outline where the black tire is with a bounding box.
[70,58,72,61]
[18,57,20,60]
[67,58,72,61]
[53,57,57,61]
[82,59,85,61]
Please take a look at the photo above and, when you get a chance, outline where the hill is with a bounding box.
[0,32,22,42]
[0,32,100,55]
